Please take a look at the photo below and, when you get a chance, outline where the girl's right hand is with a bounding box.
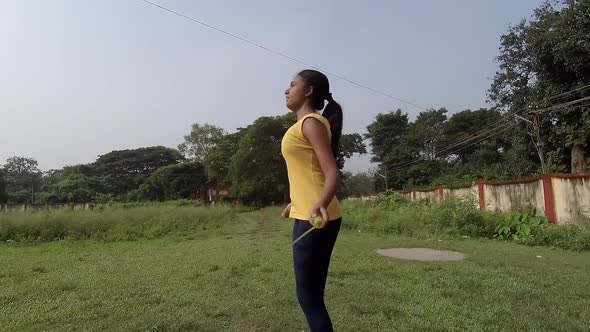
[281,203,291,218]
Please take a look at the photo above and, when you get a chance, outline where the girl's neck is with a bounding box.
[295,104,316,121]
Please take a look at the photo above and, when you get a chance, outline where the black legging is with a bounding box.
[293,218,341,332]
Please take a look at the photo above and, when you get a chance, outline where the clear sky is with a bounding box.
[0,0,543,172]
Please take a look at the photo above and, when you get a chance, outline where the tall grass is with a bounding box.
[342,194,590,251]
[342,196,495,238]
[0,205,239,243]
[105,199,205,209]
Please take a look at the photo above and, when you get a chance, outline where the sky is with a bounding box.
[0,0,543,173]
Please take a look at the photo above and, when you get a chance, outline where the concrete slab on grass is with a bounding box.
[377,248,465,261]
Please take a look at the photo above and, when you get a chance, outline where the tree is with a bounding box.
[3,156,42,203]
[36,191,62,204]
[203,131,245,184]
[3,156,42,190]
[39,169,66,192]
[53,174,100,202]
[489,0,590,173]
[339,172,375,198]
[435,108,532,183]
[178,123,226,161]
[406,108,448,161]
[442,108,505,162]
[3,156,41,175]
[138,161,207,201]
[365,109,410,164]
[37,169,67,203]
[366,109,449,189]
[33,146,186,202]
[365,110,414,190]
[63,164,95,177]
[93,146,183,176]
[365,107,523,189]
[0,168,7,203]
[92,146,184,196]
[229,116,292,204]
[337,134,367,169]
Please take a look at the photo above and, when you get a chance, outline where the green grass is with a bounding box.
[1,207,590,331]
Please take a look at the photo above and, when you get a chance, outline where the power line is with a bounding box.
[387,97,587,173]
[141,0,428,111]
[389,121,518,173]
[532,95,590,114]
[429,84,590,154]
[382,118,518,172]
[370,84,590,172]
[382,93,590,173]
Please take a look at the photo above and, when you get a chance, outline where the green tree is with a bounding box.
[63,164,95,177]
[0,168,7,203]
[229,116,292,204]
[37,169,67,203]
[92,146,184,196]
[489,0,590,172]
[339,172,375,198]
[338,133,367,169]
[407,108,448,161]
[3,156,42,203]
[138,161,207,201]
[365,109,410,164]
[3,156,41,175]
[42,169,66,187]
[53,174,100,203]
[436,108,531,183]
[203,131,245,184]
[380,109,448,189]
[93,146,183,176]
[365,110,414,190]
[442,109,504,161]
[178,123,226,161]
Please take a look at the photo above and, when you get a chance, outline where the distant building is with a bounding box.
[192,182,232,204]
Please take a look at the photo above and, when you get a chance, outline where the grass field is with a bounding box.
[1,206,589,331]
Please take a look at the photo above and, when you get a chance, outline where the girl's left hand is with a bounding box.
[310,202,329,226]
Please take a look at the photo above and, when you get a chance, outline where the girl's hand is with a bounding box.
[310,202,329,226]
[281,203,291,218]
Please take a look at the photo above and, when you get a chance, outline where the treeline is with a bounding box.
[0,114,366,204]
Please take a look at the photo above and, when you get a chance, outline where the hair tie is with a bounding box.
[326,93,334,103]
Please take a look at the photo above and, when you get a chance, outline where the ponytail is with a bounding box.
[296,69,344,169]
[321,96,343,168]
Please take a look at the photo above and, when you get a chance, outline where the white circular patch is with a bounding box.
[377,248,465,261]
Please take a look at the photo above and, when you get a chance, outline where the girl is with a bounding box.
[281,69,343,332]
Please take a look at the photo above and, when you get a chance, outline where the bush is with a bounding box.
[525,224,590,251]
[92,193,115,204]
[493,213,590,251]
[372,192,411,211]
[494,212,547,242]
[8,190,32,204]
[430,199,497,238]
[37,192,62,204]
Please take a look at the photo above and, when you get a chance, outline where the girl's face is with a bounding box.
[285,75,312,111]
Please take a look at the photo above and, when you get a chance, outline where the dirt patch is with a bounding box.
[252,218,274,239]
[230,313,259,331]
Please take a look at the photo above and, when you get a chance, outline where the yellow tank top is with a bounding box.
[281,113,342,221]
